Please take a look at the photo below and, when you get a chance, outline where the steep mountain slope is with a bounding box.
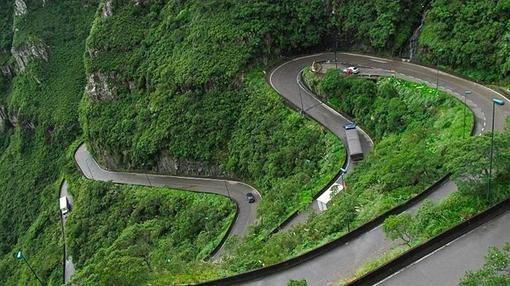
[0,0,508,285]
[0,0,98,284]
[80,0,343,248]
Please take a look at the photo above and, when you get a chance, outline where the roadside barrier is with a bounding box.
[346,197,510,286]
[196,174,452,286]
[197,56,479,285]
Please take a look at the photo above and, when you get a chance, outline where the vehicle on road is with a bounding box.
[345,126,364,161]
[246,192,256,203]
[343,123,357,130]
[343,66,359,74]
[60,196,70,215]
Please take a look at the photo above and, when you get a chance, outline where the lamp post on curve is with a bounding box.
[332,7,338,69]
[436,68,439,92]
[224,180,231,199]
[464,90,471,137]
[487,98,505,201]
[435,49,443,94]
[298,86,305,115]
[15,250,44,286]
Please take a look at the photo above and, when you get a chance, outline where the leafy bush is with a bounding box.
[460,243,510,286]
[418,0,510,83]
[383,128,510,247]
[215,74,471,279]
[66,177,234,285]
[331,0,427,52]
[0,1,98,284]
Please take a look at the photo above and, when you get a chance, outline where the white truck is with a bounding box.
[60,196,70,215]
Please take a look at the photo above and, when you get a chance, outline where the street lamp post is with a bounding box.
[436,67,439,92]
[224,180,231,198]
[15,251,44,285]
[464,90,471,137]
[487,98,505,201]
[332,8,338,69]
[298,86,304,115]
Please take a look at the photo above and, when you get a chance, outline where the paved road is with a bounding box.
[59,180,75,283]
[376,210,510,286]
[74,144,260,261]
[235,52,510,285]
[72,52,509,285]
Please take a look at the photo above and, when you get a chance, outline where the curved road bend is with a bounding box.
[236,53,510,285]
[74,144,260,260]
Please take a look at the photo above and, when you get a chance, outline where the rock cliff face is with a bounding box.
[11,42,49,73]
[85,72,117,101]
[101,0,147,18]
[102,0,112,18]
[14,0,28,17]
[154,151,227,178]
[0,105,22,128]
[98,148,228,178]
[0,106,8,122]
[1,64,14,78]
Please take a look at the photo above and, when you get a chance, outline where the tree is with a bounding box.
[383,213,415,247]
[445,132,510,194]
[460,243,510,286]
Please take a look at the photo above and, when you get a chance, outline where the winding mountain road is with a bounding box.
[70,52,510,285]
[233,52,510,285]
[74,144,260,261]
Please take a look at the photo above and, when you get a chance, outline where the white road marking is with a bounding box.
[370,59,389,64]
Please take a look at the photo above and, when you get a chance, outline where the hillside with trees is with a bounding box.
[0,0,508,285]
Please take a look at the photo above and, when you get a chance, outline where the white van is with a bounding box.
[60,196,70,215]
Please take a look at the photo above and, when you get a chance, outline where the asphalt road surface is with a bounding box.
[375,210,510,286]
[74,144,260,261]
[72,52,510,285]
[236,52,509,285]
[59,180,75,283]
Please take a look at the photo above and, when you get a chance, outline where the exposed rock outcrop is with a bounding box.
[101,0,148,17]
[155,151,227,178]
[98,149,229,178]
[11,42,49,73]
[85,72,117,101]
[102,0,113,17]
[1,64,14,78]
[87,48,99,60]
[14,0,28,16]
[0,106,8,122]
[0,106,23,128]
[133,0,148,6]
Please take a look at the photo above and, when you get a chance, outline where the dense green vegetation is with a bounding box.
[66,176,234,285]
[331,0,427,53]
[460,243,510,286]
[383,126,510,247]
[0,0,98,285]
[0,1,13,151]
[417,0,510,84]
[345,124,510,283]
[0,0,508,284]
[211,73,471,278]
[288,279,309,286]
[0,1,13,66]
[82,0,344,239]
